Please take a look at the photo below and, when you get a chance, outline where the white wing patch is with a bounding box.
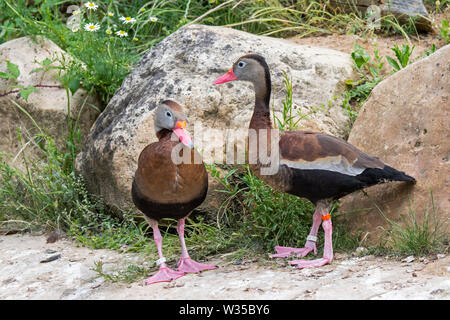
[280,155,365,176]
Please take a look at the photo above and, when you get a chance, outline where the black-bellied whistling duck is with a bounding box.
[132,100,216,284]
[214,54,416,268]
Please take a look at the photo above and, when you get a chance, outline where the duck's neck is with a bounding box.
[156,128,172,141]
[249,74,272,130]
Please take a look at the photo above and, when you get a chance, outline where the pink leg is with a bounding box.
[176,218,217,274]
[290,216,333,268]
[145,220,185,285]
[270,208,322,258]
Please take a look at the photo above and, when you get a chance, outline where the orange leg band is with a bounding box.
[322,213,331,221]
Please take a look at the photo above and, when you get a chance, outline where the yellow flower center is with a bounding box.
[89,25,96,29]
[125,17,131,21]
[88,3,94,7]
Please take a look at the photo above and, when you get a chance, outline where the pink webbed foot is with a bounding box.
[270,242,317,258]
[177,257,217,274]
[145,267,185,285]
[289,257,331,269]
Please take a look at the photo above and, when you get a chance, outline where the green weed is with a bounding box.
[439,19,449,44]
[342,43,384,125]
[207,164,359,254]
[386,44,415,72]
[365,191,449,256]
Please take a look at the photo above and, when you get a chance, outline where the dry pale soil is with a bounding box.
[0,233,449,300]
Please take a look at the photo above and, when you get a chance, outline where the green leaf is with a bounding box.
[0,71,16,80]
[6,61,20,79]
[42,58,52,66]
[8,84,25,89]
[30,67,44,74]
[386,56,400,71]
[19,86,37,102]
[68,77,81,95]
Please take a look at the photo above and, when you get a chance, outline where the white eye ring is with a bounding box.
[237,61,246,68]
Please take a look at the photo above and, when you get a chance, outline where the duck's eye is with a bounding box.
[237,61,246,68]
[166,111,172,117]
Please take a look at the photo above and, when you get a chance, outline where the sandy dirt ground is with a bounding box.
[0,234,449,300]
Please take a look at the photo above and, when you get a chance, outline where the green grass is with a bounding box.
[206,163,360,255]
[363,190,449,256]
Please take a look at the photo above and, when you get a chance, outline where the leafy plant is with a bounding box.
[386,44,415,72]
[424,43,437,57]
[273,70,307,131]
[342,43,384,125]
[439,19,449,44]
[0,61,37,101]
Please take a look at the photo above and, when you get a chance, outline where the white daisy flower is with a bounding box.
[149,16,158,22]
[115,30,128,37]
[84,23,100,32]
[120,16,136,24]
[84,2,98,10]
[107,12,114,17]
[106,29,112,35]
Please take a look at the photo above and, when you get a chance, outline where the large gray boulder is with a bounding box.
[0,36,100,162]
[76,24,356,214]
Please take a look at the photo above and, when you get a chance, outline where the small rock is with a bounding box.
[2,278,16,285]
[430,289,444,295]
[46,231,63,243]
[232,259,243,265]
[402,256,415,263]
[437,254,446,259]
[45,249,57,254]
[355,247,367,255]
[40,254,61,263]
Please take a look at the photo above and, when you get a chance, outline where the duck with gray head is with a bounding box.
[214,54,416,268]
[132,100,217,285]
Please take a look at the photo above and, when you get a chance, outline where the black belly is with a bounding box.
[131,179,208,221]
[286,167,396,204]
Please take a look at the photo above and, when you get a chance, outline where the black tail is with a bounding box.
[357,165,416,186]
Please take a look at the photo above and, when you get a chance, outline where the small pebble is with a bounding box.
[45,249,57,254]
[402,256,415,263]
[232,259,243,265]
[430,289,444,295]
[40,254,61,263]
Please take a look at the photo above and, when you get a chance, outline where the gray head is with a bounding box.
[153,100,193,148]
[214,54,271,105]
[154,100,187,133]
